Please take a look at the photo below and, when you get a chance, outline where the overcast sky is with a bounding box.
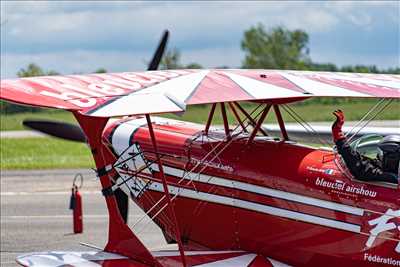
[1,1,399,78]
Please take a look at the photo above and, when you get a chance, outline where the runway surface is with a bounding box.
[0,169,170,267]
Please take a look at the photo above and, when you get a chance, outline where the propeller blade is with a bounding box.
[114,188,129,224]
[23,119,86,142]
[147,30,169,71]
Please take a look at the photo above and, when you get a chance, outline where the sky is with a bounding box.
[1,1,399,78]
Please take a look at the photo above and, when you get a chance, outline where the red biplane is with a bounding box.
[1,33,399,267]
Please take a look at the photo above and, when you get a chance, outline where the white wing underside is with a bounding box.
[16,250,292,267]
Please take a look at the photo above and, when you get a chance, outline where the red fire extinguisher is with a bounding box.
[69,173,83,234]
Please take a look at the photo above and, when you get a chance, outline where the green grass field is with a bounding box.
[0,137,320,170]
[164,100,400,125]
[0,138,94,169]
[1,110,77,131]
[1,100,399,131]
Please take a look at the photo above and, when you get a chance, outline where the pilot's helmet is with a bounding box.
[378,135,400,174]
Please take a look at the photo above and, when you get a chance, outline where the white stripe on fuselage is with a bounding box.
[147,180,361,233]
[111,118,147,155]
[110,118,364,234]
[111,117,180,155]
[161,165,364,216]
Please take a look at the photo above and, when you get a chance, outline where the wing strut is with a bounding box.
[220,103,231,139]
[234,102,268,136]
[205,103,217,135]
[273,105,289,140]
[247,104,272,145]
[145,114,187,267]
[229,102,248,133]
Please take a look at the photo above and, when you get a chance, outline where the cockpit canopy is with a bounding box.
[350,134,384,160]
[349,134,399,185]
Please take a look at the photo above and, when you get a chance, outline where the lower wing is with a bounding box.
[17,249,292,267]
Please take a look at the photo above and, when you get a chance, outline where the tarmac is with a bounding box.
[0,169,170,267]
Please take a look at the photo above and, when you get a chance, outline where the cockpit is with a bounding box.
[345,134,400,185]
[350,134,384,161]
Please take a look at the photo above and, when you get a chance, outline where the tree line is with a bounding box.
[2,23,398,113]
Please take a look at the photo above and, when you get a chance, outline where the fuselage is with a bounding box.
[102,116,400,267]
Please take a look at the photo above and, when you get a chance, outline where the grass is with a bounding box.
[163,100,400,124]
[0,137,94,169]
[0,110,77,131]
[1,100,399,131]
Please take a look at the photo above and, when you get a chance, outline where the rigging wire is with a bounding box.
[344,98,386,138]
[345,99,393,145]
[133,104,266,234]
[115,99,396,234]
[110,147,176,229]
[281,104,329,146]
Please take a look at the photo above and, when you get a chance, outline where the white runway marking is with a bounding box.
[0,191,101,196]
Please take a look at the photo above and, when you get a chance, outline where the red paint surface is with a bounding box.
[100,116,399,267]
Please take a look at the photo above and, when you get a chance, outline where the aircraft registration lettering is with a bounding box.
[87,82,127,94]
[34,70,193,108]
[366,209,400,253]
[40,90,97,107]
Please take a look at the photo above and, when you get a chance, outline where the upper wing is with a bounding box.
[1,69,399,117]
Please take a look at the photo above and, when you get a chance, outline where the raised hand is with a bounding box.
[332,109,345,142]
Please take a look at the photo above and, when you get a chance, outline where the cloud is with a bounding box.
[1,1,399,78]
[1,50,151,78]
[0,1,348,52]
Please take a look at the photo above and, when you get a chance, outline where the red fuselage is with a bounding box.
[102,116,400,267]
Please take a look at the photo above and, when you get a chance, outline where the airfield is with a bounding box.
[0,169,172,267]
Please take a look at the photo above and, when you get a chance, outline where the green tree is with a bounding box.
[1,64,59,114]
[241,24,310,70]
[160,48,203,69]
[185,62,203,69]
[309,63,338,72]
[382,67,400,74]
[94,68,107,73]
[340,65,379,73]
[17,63,59,77]
[160,48,183,69]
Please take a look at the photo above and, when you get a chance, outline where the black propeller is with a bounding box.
[23,119,86,142]
[22,30,170,224]
[147,30,169,71]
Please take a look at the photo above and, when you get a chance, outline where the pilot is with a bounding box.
[332,110,399,184]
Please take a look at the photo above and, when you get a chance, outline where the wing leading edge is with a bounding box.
[1,69,399,118]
